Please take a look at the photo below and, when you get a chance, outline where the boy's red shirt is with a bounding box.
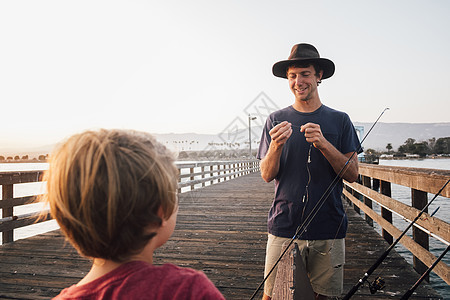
[54,261,225,300]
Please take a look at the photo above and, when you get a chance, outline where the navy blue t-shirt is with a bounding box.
[257,105,361,240]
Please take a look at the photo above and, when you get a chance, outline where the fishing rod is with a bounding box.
[249,108,389,300]
[400,244,450,300]
[342,178,450,300]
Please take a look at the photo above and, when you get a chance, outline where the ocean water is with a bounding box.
[1,160,449,296]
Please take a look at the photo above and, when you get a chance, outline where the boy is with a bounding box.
[40,129,225,299]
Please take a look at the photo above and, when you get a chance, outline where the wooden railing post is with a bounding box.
[201,166,205,187]
[210,165,214,185]
[372,178,380,191]
[177,169,182,194]
[2,184,14,244]
[411,188,429,280]
[380,180,393,244]
[362,175,373,226]
[351,187,361,215]
[343,185,350,205]
[217,165,221,182]
[190,167,195,191]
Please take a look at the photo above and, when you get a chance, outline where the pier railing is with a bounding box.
[177,160,259,192]
[342,163,450,285]
[0,160,260,244]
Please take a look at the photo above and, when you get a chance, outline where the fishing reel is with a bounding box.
[369,276,385,294]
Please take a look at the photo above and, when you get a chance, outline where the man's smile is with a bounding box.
[295,85,308,94]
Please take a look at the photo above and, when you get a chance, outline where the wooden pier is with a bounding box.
[0,171,445,299]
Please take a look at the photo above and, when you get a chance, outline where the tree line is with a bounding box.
[369,137,450,158]
[0,154,48,162]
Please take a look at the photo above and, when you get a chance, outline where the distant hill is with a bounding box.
[146,123,450,153]
[0,144,55,159]
[155,122,450,153]
[1,123,449,157]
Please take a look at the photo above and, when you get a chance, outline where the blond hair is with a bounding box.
[40,129,178,262]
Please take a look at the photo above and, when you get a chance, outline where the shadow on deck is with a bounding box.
[0,173,443,299]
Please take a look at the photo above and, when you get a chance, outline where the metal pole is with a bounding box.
[248,114,251,158]
[248,114,256,158]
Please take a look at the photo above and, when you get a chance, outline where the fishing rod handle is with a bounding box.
[342,273,369,300]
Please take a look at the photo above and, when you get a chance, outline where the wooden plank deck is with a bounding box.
[0,173,443,299]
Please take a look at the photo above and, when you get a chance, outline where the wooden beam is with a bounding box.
[412,189,429,279]
[359,164,450,198]
[380,180,393,244]
[345,181,449,243]
[0,171,44,185]
[1,184,13,243]
[272,242,314,300]
[362,175,373,226]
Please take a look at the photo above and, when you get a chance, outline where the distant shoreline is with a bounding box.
[1,156,449,164]
[379,156,450,160]
[0,160,48,164]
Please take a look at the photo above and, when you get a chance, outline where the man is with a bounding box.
[257,43,361,300]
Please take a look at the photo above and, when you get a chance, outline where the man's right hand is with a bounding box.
[269,121,292,148]
[260,121,292,183]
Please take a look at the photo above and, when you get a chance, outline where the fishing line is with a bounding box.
[250,108,389,299]
[272,121,303,129]
[283,108,390,238]
[302,144,313,202]
[342,178,450,299]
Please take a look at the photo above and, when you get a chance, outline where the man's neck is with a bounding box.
[292,97,322,113]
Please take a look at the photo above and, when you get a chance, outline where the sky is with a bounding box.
[1,0,449,149]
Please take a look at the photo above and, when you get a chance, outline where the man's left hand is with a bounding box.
[300,123,328,149]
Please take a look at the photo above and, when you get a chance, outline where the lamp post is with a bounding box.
[248,114,257,158]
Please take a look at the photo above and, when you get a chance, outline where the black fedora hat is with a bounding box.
[272,43,335,79]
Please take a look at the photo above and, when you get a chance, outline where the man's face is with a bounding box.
[287,65,322,102]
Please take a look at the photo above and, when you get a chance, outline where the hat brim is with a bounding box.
[272,58,335,79]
